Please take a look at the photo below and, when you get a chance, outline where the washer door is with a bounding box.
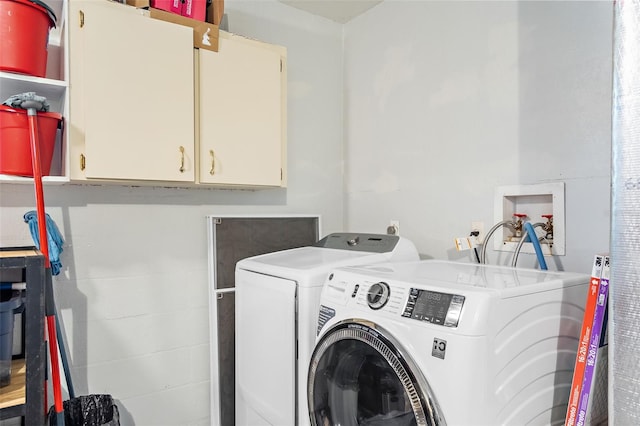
[307,320,446,426]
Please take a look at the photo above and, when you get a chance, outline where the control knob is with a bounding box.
[367,282,390,310]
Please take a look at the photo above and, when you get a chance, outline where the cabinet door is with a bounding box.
[198,33,285,187]
[70,1,195,182]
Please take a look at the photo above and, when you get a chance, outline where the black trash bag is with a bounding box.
[47,394,120,426]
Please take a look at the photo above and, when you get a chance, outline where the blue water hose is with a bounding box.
[524,221,548,270]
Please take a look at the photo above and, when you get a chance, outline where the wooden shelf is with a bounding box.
[0,249,40,259]
[0,360,26,410]
[0,248,45,424]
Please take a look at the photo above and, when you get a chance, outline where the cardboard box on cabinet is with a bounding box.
[126,0,215,22]
[150,0,181,15]
[151,0,207,21]
[124,0,219,51]
[148,8,219,51]
[182,0,207,21]
[126,0,150,7]
[207,0,224,25]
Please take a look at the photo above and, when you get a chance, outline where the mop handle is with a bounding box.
[28,109,65,425]
[27,110,50,268]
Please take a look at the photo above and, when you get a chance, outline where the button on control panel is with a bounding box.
[351,284,360,298]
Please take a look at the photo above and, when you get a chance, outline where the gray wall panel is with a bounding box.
[209,216,319,426]
[611,0,640,423]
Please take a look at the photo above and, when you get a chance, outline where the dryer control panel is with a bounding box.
[314,233,400,253]
[402,288,465,327]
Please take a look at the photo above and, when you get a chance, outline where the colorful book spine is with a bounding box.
[565,254,604,426]
[575,255,610,426]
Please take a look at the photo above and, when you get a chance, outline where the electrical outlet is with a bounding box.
[471,221,484,243]
[387,220,400,236]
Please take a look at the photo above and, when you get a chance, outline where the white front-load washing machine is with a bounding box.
[308,260,590,426]
[235,233,419,426]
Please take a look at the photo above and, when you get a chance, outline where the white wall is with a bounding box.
[343,0,612,273]
[0,0,615,424]
[0,1,343,424]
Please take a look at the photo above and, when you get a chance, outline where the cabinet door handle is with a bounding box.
[209,150,215,175]
[79,10,85,28]
[179,146,185,173]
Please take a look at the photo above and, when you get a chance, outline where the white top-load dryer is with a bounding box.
[235,233,419,426]
[308,260,590,426]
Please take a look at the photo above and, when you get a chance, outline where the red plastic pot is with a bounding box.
[0,105,62,177]
[0,0,57,77]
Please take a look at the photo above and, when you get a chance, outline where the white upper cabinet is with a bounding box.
[68,0,195,182]
[197,32,287,188]
[2,0,287,188]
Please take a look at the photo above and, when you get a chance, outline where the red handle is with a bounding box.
[27,113,50,268]
[29,110,63,421]
[542,214,553,219]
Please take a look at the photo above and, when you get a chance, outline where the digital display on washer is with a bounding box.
[402,289,465,327]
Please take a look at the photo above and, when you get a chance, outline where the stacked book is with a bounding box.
[565,254,610,426]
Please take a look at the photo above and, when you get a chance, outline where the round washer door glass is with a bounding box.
[308,322,444,426]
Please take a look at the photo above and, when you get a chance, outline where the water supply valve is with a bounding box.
[512,213,527,238]
[541,214,554,241]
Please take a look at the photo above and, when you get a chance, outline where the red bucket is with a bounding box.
[0,105,62,177]
[0,0,57,77]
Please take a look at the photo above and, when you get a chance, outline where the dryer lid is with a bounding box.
[238,246,385,272]
[236,233,419,287]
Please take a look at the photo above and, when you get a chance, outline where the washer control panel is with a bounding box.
[402,288,465,327]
